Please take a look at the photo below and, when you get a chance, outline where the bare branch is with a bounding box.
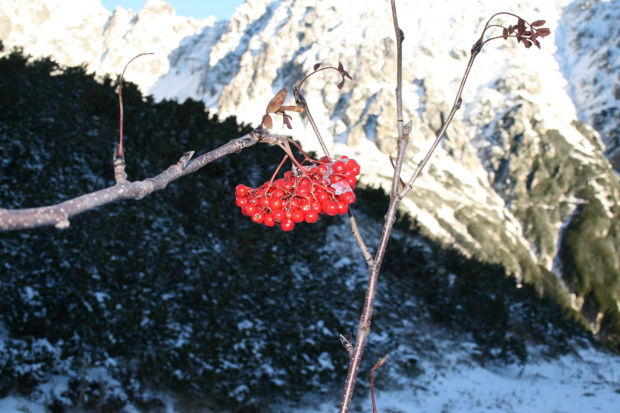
[0,130,278,231]
[338,2,406,411]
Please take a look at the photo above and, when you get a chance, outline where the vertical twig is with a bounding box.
[370,355,389,413]
[114,52,153,184]
[338,1,406,411]
[338,3,550,411]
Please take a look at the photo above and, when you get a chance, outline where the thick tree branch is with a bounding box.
[0,130,279,231]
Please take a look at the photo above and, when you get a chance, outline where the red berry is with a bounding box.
[264,213,275,227]
[310,201,322,213]
[259,196,270,207]
[322,201,339,216]
[339,191,356,205]
[235,197,248,207]
[296,186,310,196]
[333,161,346,173]
[235,184,248,197]
[304,211,319,223]
[292,210,305,223]
[251,212,264,224]
[269,198,283,210]
[337,202,348,215]
[246,205,258,215]
[316,191,330,204]
[345,176,358,187]
[272,209,286,221]
[280,219,295,231]
[272,188,286,199]
[346,161,360,175]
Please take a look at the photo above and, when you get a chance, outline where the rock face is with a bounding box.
[0,0,216,92]
[557,0,620,169]
[1,0,619,340]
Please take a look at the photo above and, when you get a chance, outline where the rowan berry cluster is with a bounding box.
[235,157,361,231]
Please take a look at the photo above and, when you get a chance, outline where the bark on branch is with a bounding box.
[0,130,279,231]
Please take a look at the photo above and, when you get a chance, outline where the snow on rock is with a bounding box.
[0,0,216,92]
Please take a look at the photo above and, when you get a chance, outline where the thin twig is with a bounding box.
[370,355,389,413]
[293,87,331,158]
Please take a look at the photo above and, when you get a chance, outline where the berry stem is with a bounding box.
[270,155,290,183]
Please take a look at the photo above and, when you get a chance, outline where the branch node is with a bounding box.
[113,150,128,183]
[359,321,371,335]
[177,151,195,170]
[403,121,413,137]
[55,217,70,229]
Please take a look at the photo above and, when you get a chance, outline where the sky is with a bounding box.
[100,0,245,21]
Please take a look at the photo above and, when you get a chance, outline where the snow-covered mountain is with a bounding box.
[0,0,219,92]
[2,0,620,343]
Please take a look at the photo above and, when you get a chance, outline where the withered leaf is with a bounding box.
[508,25,516,34]
[337,79,345,90]
[279,105,305,113]
[502,27,508,40]
[266,88,288,114]
[523,39,532,49]
[283,114,292,129]
[517,18,526,36]
[534,39,541,49]
[537,28,551,37]
[262,114,273,129]
[314,63,321,71]
[338,61,352,80]
[531,20,546,27]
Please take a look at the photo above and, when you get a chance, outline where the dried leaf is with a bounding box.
[537,28,551,37]
[508,25,516,35]
[314,63,321,71]
[531,20,546,27]
[266,88,288,114]
[338,62,352,80]
[534,39,541,49]
[279,105,305,113]
[517,18,526,36]
[337,79,345,90]
[502,27,508,40]
[283,114,292,129]
[262,114,273,129]
[523,39,532,49]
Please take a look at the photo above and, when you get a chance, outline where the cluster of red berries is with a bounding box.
[235,157,361,231]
